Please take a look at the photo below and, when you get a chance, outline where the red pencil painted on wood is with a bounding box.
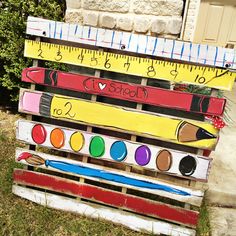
[13,168,199,227]
[22,67,226,116]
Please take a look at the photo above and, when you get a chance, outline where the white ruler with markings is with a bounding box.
[27,16,236,69]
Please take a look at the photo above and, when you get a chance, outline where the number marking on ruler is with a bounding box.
[24,40,236,91]
[27,16,236,69]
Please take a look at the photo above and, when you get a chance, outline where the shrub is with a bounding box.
[0,0,66,101]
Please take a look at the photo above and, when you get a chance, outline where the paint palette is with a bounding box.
[17,120,211,181]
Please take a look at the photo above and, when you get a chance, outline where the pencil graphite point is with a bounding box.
[196,128,216,140]
[177,121,216,142]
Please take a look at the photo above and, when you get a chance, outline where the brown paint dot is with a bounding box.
[156,150,172,171]
[50,128,65,149]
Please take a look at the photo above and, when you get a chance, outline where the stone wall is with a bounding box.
[65,0,184,38]
[182,0,201,41]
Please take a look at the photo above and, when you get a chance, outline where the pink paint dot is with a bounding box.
[31,124,47,144]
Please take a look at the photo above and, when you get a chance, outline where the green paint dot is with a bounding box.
[89,136,105,157]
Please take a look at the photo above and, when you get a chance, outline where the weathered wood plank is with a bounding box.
[24,40,236,91]
[18,89,218,150]
[16,119,212,181]
[15,148,204,206]
[22,67,226,116]
[12,185,196,236]
[26,16,236,70]
[13,168,199,227]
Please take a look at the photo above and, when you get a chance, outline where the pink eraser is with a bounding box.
[21,91,42,114]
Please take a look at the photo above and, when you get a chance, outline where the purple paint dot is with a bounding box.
[135,145,151,166]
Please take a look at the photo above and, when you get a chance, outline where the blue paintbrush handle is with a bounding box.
[45,160,190,196]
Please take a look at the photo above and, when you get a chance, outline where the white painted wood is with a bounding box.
[16,119,211,181]
[197,44,207,65]
[112,30,123,50]
[215,47,226,67]
[206,46,217,66]
[128,33,139,53]
[164,39,174,59]
[181,42,191,62]
[26,16,236,69]
[155,37,165,58]
[190,44,200,63]
[15,148,204,206]
[172,40,183,61]
[12,185,196,236]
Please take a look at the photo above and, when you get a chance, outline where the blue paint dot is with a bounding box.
[110,141,127,162]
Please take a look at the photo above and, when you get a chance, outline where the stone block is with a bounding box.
[133,0,184,16]
[66,0,81,9]
[166,16,182,34]
[134,17,150,33]
[117,16,133,31]
[65,10,83,24]
[150,18,167,34]
[83,11,99,26]
[100,14,116,29]
[83,0,129,13]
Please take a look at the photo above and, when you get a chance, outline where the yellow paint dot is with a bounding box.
[70,132,85,152]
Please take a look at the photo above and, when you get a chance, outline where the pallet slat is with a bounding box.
[16,119,212,181]
[12,185,196,236]
[24,40,236,91]
[22,67,226,116]
[26,16,236,70]
[19,89,218,150]
[15,148,204,206]
[13,168,199,227]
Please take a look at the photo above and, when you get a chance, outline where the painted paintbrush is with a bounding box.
[22,67,226,116]
[17,152,191,196]
[19,89,218,149]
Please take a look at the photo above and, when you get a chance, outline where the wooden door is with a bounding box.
[194,0,236,47]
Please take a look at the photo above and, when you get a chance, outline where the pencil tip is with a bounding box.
[196,128,216,140]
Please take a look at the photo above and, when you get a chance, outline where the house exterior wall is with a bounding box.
[182,0,201,41]
[65,0,184,39]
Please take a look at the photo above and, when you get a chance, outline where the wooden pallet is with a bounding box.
[12,16,233,236]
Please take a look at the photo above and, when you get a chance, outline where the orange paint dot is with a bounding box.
[50,128,65,149]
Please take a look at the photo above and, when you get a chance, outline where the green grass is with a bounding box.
[0,111,210,235]
[196,201,211,236]
[0,111,149,236]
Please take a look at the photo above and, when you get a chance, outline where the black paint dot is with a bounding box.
[121,45,126,50]
[225,64,231,68]
[42,31,46,36]
[179,155,197,176]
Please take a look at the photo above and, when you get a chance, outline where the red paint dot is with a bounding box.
[31,124,47,144]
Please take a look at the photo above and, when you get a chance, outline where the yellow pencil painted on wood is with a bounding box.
[19,89,218,150]
[24,40,236,91]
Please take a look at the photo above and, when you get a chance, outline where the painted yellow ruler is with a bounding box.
[24,40,236,90]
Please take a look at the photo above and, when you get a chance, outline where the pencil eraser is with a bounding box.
[21,91,41,114]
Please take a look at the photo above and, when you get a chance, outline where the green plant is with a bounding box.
[0,0,66,101]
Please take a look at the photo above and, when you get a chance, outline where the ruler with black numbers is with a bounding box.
[24,40,236,90]
[27,16,236,70]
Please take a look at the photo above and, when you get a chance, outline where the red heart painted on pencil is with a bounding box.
[98,83,106,90]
